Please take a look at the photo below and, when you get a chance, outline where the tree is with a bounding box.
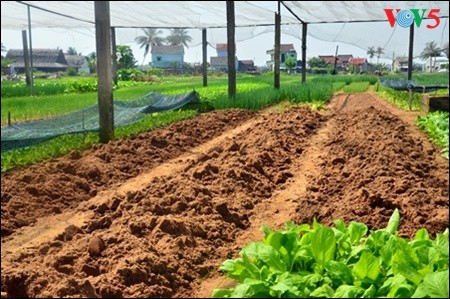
[421,41,441,73]
[1,57,11,68]
[376,47,384,64]
[284,56,296,74]
[86,52,96,74]
[373,63,389,74]
[308,57,328,69]
[135,28,164,65]
[116,45,137,69]
[1,42,8,67]
[165,28,192,48]
[67,47,78,55]
[441,42,449,59]
[367,46,375,63]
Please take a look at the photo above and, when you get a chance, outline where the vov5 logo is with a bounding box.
[384,9,441,29]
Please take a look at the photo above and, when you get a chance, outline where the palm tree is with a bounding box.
[367,46,375,63]
[421,41,441,73]
[442,42,449,59]
[165,28,192,48]
[376,47,384,64]
[135,28,164,65]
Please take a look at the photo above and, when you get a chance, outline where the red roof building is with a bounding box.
[348,57,368,73]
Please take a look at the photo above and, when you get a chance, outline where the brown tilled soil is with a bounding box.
[1,92,448,298]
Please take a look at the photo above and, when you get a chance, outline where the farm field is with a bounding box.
[1,91,448,298]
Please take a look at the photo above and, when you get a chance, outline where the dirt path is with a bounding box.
[1,93,448,298]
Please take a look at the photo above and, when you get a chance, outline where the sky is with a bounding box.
[1,1,446,67]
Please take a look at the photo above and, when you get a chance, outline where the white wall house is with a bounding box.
[422,57,449,73]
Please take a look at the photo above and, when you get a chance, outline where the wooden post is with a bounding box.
[8,111,11,126]
[202,28,208,87]
[274,11,281,89]
[226,1,236,99]
[21,30,31,87]
[333,45,339,75]
[301,23,307,83]
[111,27,118,86]
[407,24,414,110]
[27,5,34,95]
[95,1,114,143]
[407,24,414,81]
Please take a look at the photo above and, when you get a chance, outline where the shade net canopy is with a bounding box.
[1,1,301,29]
[281,1,449,24]
[1,1,448,61]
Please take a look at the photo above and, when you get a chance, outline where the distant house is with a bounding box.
[296,60,304,72]
[65,54,90,74]
[422,57,449,73]
[266,44,297,71]
[210,57,228,71]
[319,54,353,71]
[348,57,368,73]
[337,54,353,69]
[319,55,336,65]
[238,60,255,72]
[393,56,409,72]
[6,48,69,73]
[151,45,184,68]
[215,43,228,57]
[210,43,238,71]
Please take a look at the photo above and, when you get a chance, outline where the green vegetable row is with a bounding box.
[416,112,449,159]
[213,209,449,298]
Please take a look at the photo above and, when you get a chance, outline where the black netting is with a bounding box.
[379,79,449,93]
[1,90,199,152]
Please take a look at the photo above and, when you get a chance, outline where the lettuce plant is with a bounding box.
[212,209,449,298]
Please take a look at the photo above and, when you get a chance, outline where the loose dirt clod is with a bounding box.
[88,236,105,257]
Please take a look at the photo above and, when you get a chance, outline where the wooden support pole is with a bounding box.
[274,11,281,89]
[226,1,236,99]
[202,28,208,87]
[407,24,414,81]
[95,1,114,143]
[301,23,307,83]
[407,24,415,110]
[111,27,118,86]
[21,30,31,87]
[27,5,34,95]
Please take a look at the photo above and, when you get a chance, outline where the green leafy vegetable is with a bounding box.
[213,209,449,298]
